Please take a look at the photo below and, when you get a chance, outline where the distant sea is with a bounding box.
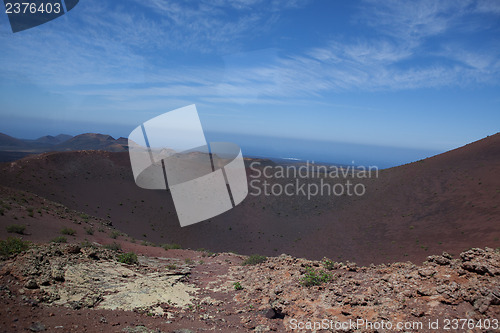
[0,118,441,168]
[206,132,441,169]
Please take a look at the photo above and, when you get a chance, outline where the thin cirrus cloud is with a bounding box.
[106,0,500,99]
[124,0,300,51]
[0,0,296,86]
[0,0,499,105]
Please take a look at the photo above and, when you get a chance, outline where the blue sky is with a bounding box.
[0,0,499,166]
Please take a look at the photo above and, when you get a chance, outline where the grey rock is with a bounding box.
[25,279,39,289]
[29,322,45,332]
[473,296,491,314]
[418,268,436,277]
[491,289,500,305]
[51,266,65,282]
[462,262,491,275]
[122,326,152,333]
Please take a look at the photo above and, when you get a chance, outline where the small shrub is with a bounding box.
[197,248,215,257]
[80,240,96,248]
[6,224,26,235]
[51,236,67,243]
[242,254,267,266]
[233,281,243,290]
[300,267,332,287]
[118,252,139,265]
[109,231,120,239]
[323,259,336,270]
[166,264,177,270]
[162,243,181,250]
[0,237,30,256]
[85,227,94,235]
[104,242,121,251]
[60,227,76,236]
[27,207,34,217]
[184,258,194,265]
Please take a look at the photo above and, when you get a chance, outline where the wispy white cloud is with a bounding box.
[358,0,463,40]
[475,0,500,14]
[125,0,301,52]
[0,0,304,87]
[0,0,499,110]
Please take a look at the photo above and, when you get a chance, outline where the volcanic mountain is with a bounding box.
[0,133,128,161]
[55,133,128,152]
[0,133,498,265]
[0,133,29,149]
[31,134,73,145]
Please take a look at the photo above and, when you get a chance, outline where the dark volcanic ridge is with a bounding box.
[0,133,129,161]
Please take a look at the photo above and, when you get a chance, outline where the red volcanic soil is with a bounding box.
[0,138,499,332]
[0,185,255,332]
[0,134,499,265]
[0,185,498,333]
[0,185,196,260]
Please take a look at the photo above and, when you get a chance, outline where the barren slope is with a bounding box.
[0,134,498,265]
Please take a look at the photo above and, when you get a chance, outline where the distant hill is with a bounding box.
[32,134,73,145]
[55,133,127,152]
[0,133,28,148]
[0,133,129,161]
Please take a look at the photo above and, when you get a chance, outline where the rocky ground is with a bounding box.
[0,242,498,332]
[0,164,499,332]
